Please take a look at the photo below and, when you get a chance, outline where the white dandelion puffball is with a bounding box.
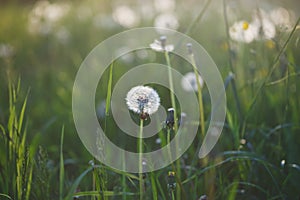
[112,5,140,28]
[126,86,160,115]
[270,7,294,30]
[154,13,179,34]
[181,72,204,92]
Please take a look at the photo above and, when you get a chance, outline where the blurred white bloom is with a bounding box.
[115,46,134,63]
[126,86,160,115]
[270,7,294,31]
[154,13,179,34]
[28,0,70,35]
[229,21,259,43]
[136,49,149,60]
[154,0,175,12]
[150,39,174,52]
[112,5,140,28]
[138,0,155,20]
[0,43,15,58]
[55,27,70,44]
[252,13,276,40]
[181,72,204,92]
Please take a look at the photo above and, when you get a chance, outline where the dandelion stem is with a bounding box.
[171,190,175,200]
[164,50,181,200]
[189,53,205,141]
[138,119,144,200]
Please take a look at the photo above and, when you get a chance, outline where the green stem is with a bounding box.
[138,119,144,200]
[189,54,205,139]
[164,50,181,200]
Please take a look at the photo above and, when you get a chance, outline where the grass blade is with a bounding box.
[59,126,65,200]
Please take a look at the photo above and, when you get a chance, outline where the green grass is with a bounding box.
[1,0,300,199]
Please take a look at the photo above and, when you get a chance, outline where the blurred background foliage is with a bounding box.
[0,0,300,199]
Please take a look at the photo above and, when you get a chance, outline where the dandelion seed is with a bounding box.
[181,72,204,92]
[150,36,174,52]
[126,86,160,117]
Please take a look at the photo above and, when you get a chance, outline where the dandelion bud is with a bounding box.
[159,35,167,49]
[167,171,176,191]
[165,108,175,129]
[186,43,193,55]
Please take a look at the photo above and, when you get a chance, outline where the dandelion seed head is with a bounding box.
[154,13,179,34]
[126,86,160,115]
[112,5,140,28]
[270,7,294,31]
[181,72,204,92]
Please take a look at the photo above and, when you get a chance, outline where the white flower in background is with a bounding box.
[28,0,70,35]
[0,43,15,59]
[137,0,155,20]
[181,72,204,92]
[126,86,160,115]
[154,13,179,34]
[270,7,295,31]
[150,36,174,52]
[229,20,259,43]
[112,5,140,28]
[154,0,175,12]
[55,27,70,44]
[252,11,276,40]
[115,46,134,63]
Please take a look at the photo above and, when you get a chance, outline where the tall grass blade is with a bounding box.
[59,126,65,200]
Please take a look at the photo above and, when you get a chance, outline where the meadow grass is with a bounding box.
[0,1,300,199]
